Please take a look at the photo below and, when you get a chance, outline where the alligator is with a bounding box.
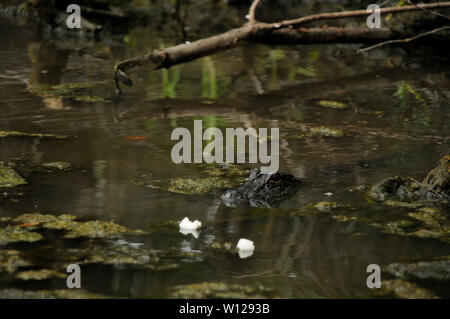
[221,168,301,208]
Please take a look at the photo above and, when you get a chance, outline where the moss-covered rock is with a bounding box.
[369,156,450,203]
[0,164,27,187]
[423,155,450,196]
[386,258,450,283]
[370,176,424,202]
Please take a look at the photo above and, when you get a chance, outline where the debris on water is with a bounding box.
[309,127,344,138]
[113,239,144,249]
[238,250,254,259]
[312,201,349,212]
[73,95,107,103]
[236,238,255,258]
[41,162,71,170]
[210,242,234,252]
[179,228,200,239]
[295,126,344,139]
[317,100,348,109]
[0,163,27,187]
[0,131,68,139]
[324,192,333,196]
[179,217,202,230]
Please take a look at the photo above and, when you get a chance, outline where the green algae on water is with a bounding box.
[11,213,147,239]
[0,250,31,273]
[0,131,68,139]
[0,227,43,245]
[377,279,439,299]
[0,164,27,187]
[41,162,71,170]
[16,269,65,281]
[317,100,348,109]
[297,127,344,139]
[167,177,238,194]
[170,282,274,299]
[0,288,107,299]
[63,220,147,239]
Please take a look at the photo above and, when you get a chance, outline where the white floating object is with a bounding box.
[238,250,254,259]
[324,192,333,196]
[179,228,200,239]
[245,14,250,20]
[236,238,255,252]
[179,217,202,230]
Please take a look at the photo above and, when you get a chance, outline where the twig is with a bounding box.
[248,0,263,23]
[406,0,450,21]
[357,25,450,52]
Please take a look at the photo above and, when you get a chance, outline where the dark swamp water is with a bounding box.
[0,2,449,298]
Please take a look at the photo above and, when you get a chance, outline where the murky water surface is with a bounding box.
[0,12,449,298]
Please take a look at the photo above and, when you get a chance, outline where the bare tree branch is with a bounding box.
[357,25,450,52]
[248,0,263,23]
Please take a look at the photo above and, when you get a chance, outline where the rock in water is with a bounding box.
[221,169,301,207]
[369,156,450,203]
[0,164,27,188]
[423,156,450,196]
[370,176,424,201]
